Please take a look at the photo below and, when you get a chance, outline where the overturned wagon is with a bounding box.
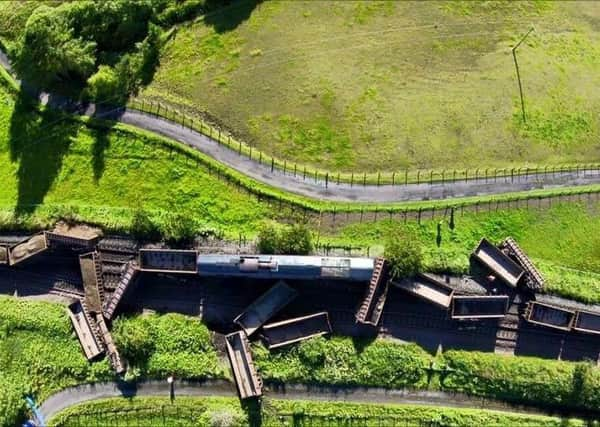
[392,274,455,309]
[234,281,298,336]
[355,257,389,326]
[45,231,100,251]
[0,245,7,265]
[139,249,198,273]
[451,295,509,320]
[8,233,48,266]
[472,238,524,287]
[225,331,262,400]
[67,300,103,360]
[524,301,575,331]
[260,311,332,350]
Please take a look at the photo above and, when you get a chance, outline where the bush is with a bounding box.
[384,229,423,280]
[257,222,313,255]
[253,336,431,389]
[130,210,161,241]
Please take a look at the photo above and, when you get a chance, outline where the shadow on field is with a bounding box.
[204,0,260,33]
[8,90,77,215]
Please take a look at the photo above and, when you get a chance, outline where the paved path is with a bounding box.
[38,379,584,423]
[1,49,600,202]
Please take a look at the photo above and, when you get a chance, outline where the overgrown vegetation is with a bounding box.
[0,297,224,427]
[257,222,313,255]
[49,396,586,427]
[384,229,423,280]
[2,0,226,103]
[112,313,225,381]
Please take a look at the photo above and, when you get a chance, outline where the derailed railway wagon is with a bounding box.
[67,300,103,360]
[139,249,198,273]
[524,301,576,331]
[234,281,298,336]
[225,331,262,399]
[451,295,509,320]
[392,274,455,309]
[573,310,600,336]
[103,262,140,320]
[197,255,374,281]
[472,239,524,287]
[260,311,332,350]
[8,233,48,266]
[355,257,389,326]
[45,231,100,251]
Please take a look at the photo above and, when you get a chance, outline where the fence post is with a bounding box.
[325,172,329,188]
[430,170,433,184]
[271,158,274,173]
[363,172,367,186]
[417,170,420,184]
[294,164,297,177]
[392,172,396,185]
[337,172,340,185]
[377,172,381,186]
[249,146,252,159]
[405,169,408,185]
[351,173,354,187]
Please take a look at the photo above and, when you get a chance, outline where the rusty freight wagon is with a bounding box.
[472,239,524,287]
[8,233,49,266]
[67,300,104,360]
[103,261,140,320]
[0,245,7,265]
[355,257,389,326]
[234,281,298,336]
[524,301,576,331]
[260,311,332,350]
[573,310,600,335]
[139,249,198,273]
[45,231,100,251]
[451,295,509,320]
[225,331,262,399]
[392,273,455,309]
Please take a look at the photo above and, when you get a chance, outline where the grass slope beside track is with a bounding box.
[47,396,587,427]
[140,0,600,172]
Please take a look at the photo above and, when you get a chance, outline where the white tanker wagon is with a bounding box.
[195,254,376,281]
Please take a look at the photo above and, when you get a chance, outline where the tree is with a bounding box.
[16,5,96,86]
[384,229,423,280]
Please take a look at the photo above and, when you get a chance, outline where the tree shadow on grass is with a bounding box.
[9,90,78,215]
[203,0,260,33]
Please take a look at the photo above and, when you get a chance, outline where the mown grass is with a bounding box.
[0,296,224,427]
[48,396,587,427]
[324,202,600,303]
[139,0,600,172]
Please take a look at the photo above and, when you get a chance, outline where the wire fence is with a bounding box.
[128,98,600,187]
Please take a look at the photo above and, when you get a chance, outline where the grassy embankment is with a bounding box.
[323,202,600,303]
[2,297,600,426]
[0,297,224,427]
[139,1,600,175]
[48,396,587,427]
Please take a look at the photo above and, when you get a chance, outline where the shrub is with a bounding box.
[130,210,161,241]
[257,222,313,255]
[384,229,423,280]
[86,66,123,104]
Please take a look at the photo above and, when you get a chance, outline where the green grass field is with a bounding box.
[48,396,586,427]
[324,202,600,303]
[139,0,600,173]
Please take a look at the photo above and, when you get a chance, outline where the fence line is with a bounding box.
[128,98,600,188]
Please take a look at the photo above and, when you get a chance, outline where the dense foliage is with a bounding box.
[384,229,423,280]
[253,336,432,388]
[9,0,224,101]
[257,222,313,255]
[49,396,586,427]
[112,313,224,380]
[442,351,600,411]
[49,397,247,427]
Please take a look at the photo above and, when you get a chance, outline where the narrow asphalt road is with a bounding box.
[38,379,584,424]
[1,49,600,202]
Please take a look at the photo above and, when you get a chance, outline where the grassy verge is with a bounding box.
[323,202,600,303]
[0,296,223,427]
[48,396,586,427]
